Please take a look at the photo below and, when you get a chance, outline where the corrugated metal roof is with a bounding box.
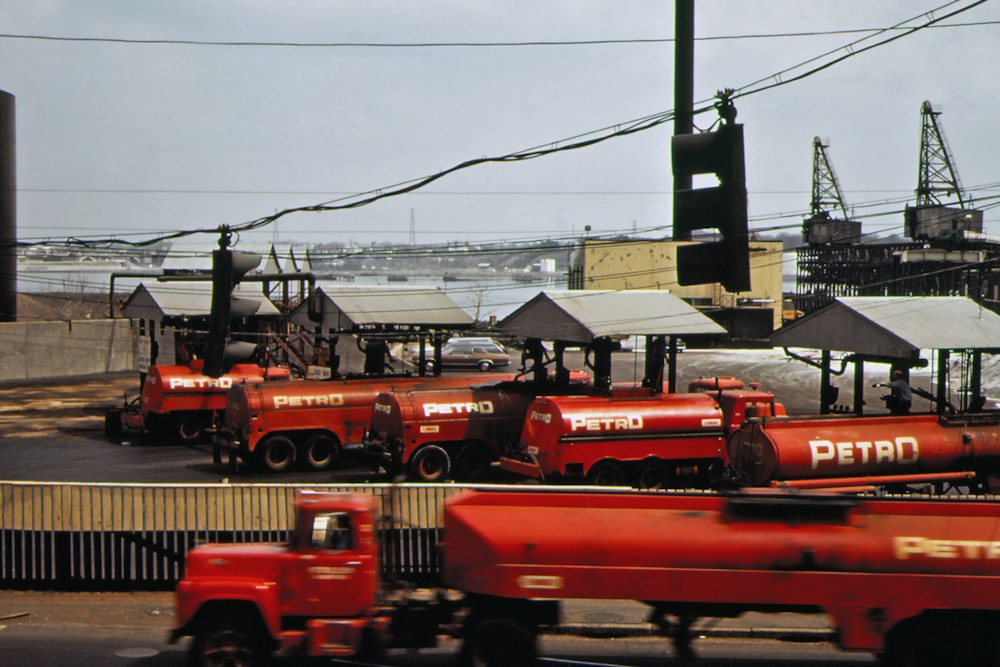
[120,282,280,320]
[771,296,1000,356]
[290,286,474,331]
[498,290,726,343]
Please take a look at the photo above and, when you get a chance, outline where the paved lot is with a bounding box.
[0,589,834,641]
[0,371,136,438]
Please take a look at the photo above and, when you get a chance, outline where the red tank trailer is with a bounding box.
[729,412,1000,492]
[364,380,591,482]
[107,361,289,442]
[172,488,1000,667]
[214,372,517,473]
[501,389,783,487]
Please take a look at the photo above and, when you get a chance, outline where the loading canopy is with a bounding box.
[290,285,474,334]
[499,290,726,392]
[498,289,726,344]
[770,296,1000,415]
[121,282,280,323]
[771,296,1000,357]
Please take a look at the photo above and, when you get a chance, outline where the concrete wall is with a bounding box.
[0,318,135,382]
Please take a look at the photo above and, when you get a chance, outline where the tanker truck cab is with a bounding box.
[173,493,390,664]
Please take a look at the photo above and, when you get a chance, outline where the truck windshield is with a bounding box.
[309,512,354,551]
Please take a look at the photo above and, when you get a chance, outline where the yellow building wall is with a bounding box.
[579,238,784,330]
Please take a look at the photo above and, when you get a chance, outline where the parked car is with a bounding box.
[419,337,511,372]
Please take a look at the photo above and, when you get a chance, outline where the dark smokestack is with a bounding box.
[0,90,14,322]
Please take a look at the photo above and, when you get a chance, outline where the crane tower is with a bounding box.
[905,101,982,240]
[802,137,861,245]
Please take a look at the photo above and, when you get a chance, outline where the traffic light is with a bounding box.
[203,247,262,378]
[671,122,750,292]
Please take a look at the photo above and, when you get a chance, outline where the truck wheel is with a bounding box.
[637,459,669,489]
[461,618,537,667]
[257,435,296,473]
[144,413,170,442]
[104,410,122,438]
[303,434,339,471]
[586,460,626,486]
[176,415,205,443]
[190,618,265,667]
[410,445,451,482]
[885,616,979,667]
[455,442,491,480]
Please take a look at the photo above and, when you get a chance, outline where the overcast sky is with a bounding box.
[3,0,999,260]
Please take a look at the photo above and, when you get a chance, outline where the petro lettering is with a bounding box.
[809,436,919,469]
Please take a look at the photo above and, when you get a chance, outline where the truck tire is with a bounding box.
[455,442,492,480]
[104,409,122,438]
[144,413,170,442]
[586,460,626,486]
[884,616,980,667]
[303,433,338,471]
[257,435,296,473]
[175,414,206,443]
[190,618,266,667]
[637,458,669,489]
[461,618,537,667]
[410,445,451,482]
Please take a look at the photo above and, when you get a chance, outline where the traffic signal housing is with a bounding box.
[203,248,262,378]
[672,123,750,293]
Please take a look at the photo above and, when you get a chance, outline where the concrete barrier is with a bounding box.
[0,319,135,382]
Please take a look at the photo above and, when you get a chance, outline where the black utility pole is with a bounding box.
[673,0,695,241]
[0,90,15,322]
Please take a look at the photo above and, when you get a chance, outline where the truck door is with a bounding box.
[284,510,377,618]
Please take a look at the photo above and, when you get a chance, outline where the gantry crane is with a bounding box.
[802,137,861,245]
[905,100,982,240]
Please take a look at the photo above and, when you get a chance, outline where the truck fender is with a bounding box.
[173,581,282,644]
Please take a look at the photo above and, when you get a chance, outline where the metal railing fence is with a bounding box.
[0,481,457,589]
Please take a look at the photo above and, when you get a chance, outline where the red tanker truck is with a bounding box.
[500,387,784,487]
[106,361,290,442]
[214,371,517,473]
[728,412,1000,492]
[364,376,741,484]
[172,488,1000,667]
[363,371,599,482]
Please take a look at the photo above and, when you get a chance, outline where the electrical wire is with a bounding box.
[2,18,998,48]
[41,0,985,254]
[731,0,990,101]
[4,0,992,327]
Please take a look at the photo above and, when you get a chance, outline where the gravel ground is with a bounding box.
[0,590,175,631]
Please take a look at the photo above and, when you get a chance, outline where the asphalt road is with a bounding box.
[0,352,952,666]
[0,349,833,484]
[0,590,875,666]
[3,345,973,483]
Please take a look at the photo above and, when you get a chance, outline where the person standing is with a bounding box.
[887,369,912,415]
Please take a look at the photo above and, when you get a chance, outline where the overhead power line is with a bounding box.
[1,20,997,48]
[40,0,988,251]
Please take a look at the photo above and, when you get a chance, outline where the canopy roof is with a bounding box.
[120,282,280,322]
[498,290,726,344]
[290,285,474,333]
[771,296,1000,357]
